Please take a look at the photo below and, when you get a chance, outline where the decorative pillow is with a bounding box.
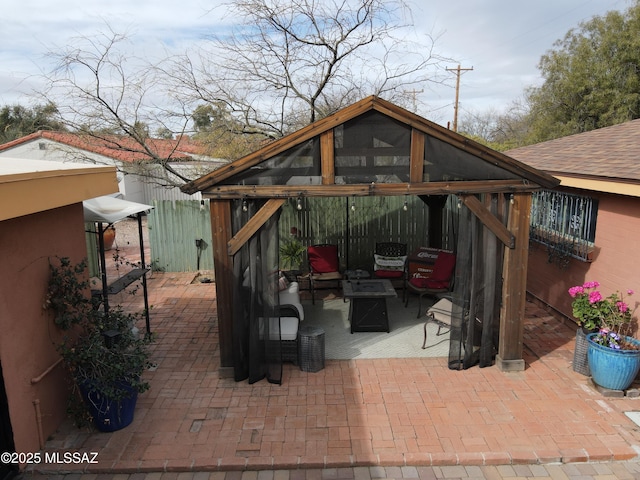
[308,245,339,273]
[431,252,456,281]
[374,254,406,272]
[278,272,290,291]
[408,252,456,289]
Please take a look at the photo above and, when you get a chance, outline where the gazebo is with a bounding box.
[182,96,559,384]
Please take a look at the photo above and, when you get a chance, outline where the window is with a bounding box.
[530,190,598,264]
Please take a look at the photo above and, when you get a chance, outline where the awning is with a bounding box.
[83,195,153,224]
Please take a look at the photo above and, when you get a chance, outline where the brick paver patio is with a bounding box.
[29,260,640,476]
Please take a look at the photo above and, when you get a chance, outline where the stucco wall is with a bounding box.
[0,203,88,453]
[527,191,640,327]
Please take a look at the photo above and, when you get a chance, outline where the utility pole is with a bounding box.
[404,88,423,112]
[446,65,473,132]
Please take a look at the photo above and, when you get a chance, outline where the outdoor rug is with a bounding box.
[301,296,450,359]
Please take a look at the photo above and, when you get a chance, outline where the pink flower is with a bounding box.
[617,301,629,313]
[568,286,584,297]
[628,289,634,295]
[583,281,600,288]
[588,291,602,303]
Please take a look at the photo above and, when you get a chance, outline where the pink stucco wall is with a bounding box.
[0,203,88,453]
[527,191,640,329]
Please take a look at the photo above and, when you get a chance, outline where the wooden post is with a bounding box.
[422,195,447,248]
[320,130,335,185]
[210,199,235,375]
[496,193,532,371]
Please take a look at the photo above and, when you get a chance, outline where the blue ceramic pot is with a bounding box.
[79,381,138,432]
[586,333,640,391]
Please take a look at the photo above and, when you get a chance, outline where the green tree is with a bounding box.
[0,103,65,143]
[191,103,267,159]
[526,2,640,142]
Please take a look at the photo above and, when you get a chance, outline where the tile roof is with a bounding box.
[0,130,208,164]
[507,119,640,182]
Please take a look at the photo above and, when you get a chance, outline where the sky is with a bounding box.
[0,0,632,128]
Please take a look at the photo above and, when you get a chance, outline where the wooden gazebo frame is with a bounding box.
[182,96,559,374]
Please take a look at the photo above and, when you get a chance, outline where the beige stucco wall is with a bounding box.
[0,158,118,457]
[0,204,89,453]
[527,191,640,329]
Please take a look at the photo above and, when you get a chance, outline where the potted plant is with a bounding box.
[581,286,640,391]
[279,239,305,276]
[568,281,607,375]
[44,256,152,431]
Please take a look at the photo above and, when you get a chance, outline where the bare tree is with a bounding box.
[40,28,197,186]
[38,1,449,186]
[164,0,449,139]
[458,97,532,151]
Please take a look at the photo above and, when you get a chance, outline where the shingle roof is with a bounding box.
[507,119,640,182]
[0,131,208,163]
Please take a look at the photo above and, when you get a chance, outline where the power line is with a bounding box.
[446,65,473,132]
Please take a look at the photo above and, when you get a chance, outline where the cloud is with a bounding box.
[0,0,630,122]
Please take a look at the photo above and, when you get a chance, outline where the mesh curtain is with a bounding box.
[448,194,505,369]
[232,200,283,384]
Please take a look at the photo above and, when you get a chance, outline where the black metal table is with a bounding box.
[342,279,397,333]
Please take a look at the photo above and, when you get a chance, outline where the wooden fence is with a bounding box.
[278,196,433,272]
[145,195,452,274]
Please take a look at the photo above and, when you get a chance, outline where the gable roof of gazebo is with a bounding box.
[182,96,558,197]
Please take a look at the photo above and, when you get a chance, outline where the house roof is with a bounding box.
[0,130,210,164]
[507,119,640,195]
[0,158,118,221]
[182,96,558,197]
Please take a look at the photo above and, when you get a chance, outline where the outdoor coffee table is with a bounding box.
[342,279,397,333]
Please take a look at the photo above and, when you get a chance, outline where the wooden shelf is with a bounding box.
[107,268,149,295]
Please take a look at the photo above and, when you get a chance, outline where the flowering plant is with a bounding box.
[569,281,638,349]
[568,281,630,330]
[590,328,628,350]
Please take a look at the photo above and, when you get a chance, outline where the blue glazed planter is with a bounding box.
[586,333,640,391]
[79,381,138,432]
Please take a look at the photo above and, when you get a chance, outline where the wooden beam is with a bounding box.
[228,199,286,256]
[410,129,424,183]
[496,192,532,372]
[320,130,335,185]
[461,194,515,248]
[372,99,560,189]
[202,180,541,199]
[209,199,234,371]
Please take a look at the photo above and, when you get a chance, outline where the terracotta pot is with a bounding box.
[103,227,116,250]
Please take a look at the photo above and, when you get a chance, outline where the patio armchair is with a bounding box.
[373,242,407,298]
[422,297,453,349]
[307,244,343,304]
[405,250,456,318]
